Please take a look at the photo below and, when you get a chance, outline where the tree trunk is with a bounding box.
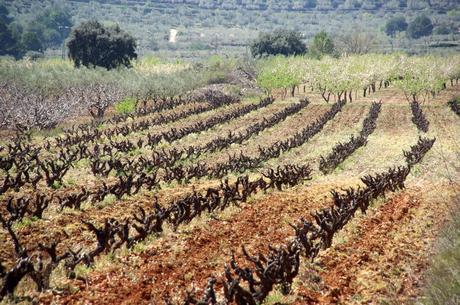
[321,90,330,103]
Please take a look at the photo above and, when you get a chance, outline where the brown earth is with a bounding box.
[1,84,459,305]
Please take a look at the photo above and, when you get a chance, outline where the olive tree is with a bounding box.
[67,20,137,70]
[250,29,306,58]
[385,16,408,37]
[407,15,433,39]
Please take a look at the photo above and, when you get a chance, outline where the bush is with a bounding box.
[250,29,306,58]
[114,97,136,115]
[407,15,433,39]
[187,86,240,106]
[202,55,237,84]
[67,20,137,70]
[433,25,452,35]
[384,16,408,37]
[189,42,211,51]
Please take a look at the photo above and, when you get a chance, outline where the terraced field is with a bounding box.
[0,83,459,304]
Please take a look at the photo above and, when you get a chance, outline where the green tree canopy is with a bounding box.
[67,20,138,70]
[407,15,433,39]
[433,25,452,35]
[304,0,317,8]
[384,16,408,37]
[0,20,18,57]
[21,30,42,52]
[31,7,73,48]
[309,31,335,59]
[0,5,21,58]
[0,4,12,25]
[0,5,73,58]
[250,29,307,58]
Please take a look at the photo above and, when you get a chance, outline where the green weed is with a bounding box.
[115,97,136,115]
[13,216,40,229]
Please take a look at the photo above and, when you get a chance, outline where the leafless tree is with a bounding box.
[334,29,377,55]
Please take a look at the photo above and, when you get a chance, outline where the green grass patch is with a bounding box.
[13,216,39,229]
[51,181,63,190]
[74,158,90,169]
[65,177,76,186]
[262,288,296,304]
[73,264,92,280]
[96,194,117,209]
[114,97,136,115]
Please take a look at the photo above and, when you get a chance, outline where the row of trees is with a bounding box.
[251,13,448,59]
[255,54,460,103]
[385,14,437,39]
[122,0,458,11]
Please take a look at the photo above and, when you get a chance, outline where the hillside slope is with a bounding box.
[4,0,460,58]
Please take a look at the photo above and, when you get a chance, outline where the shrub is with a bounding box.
[433,25,452,35]
[114,97,136,115]
[202,55,237,84]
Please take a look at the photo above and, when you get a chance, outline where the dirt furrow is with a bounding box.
[51,184,328,304]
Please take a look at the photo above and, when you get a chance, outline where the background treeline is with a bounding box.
[0,3,72,58]
[1,0,459,60]
[68,0,459,11]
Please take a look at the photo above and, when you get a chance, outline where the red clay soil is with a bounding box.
[0,101,329,272]
[8,86,460,304]
[293,191,438,305]
[44,186,331,305]
[46,186,444,305]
